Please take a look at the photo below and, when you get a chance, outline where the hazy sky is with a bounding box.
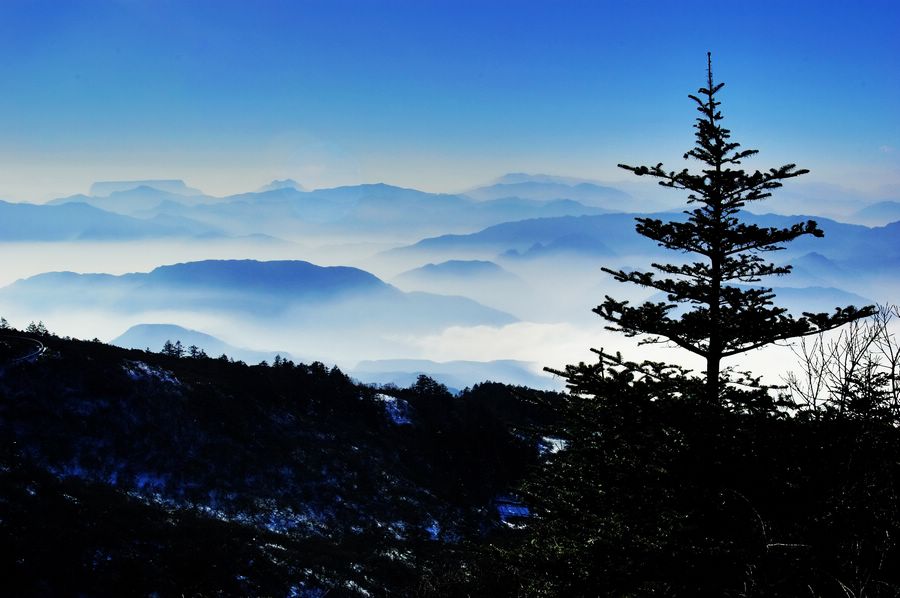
[0,0,897,200]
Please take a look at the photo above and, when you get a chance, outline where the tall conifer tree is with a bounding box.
[599,53,873,402]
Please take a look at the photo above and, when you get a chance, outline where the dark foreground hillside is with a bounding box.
[0,330,556,596]
[5,329,900,596]
[487,385,900,597]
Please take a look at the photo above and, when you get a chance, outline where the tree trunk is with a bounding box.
[706,353,720,404]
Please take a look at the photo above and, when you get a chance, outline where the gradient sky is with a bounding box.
[0,0,897,200]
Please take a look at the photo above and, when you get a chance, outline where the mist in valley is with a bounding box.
[0,172,897,392]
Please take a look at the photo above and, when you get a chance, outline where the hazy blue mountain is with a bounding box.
[0,200,218,241]
[385,212,900,307]
[502,233,621,260]
[47,180,606,240]
[112,323,290,364]
[749,214,900,272]
[150,187,339,235]
[852,201,900,226]
[392,260,529,312]
[1,260,515,331]
[50,185,218,217]
[464,172,633,210]
[351,358,562,391]
[89,179,203,196]
[781,252,853,287]
[466,180,629,204]
[257,179,305,192]
[131,184,432,236]
[396,260,521,283]
[737,182,884,221]
[387,213,664,261]
[3,260,386,313]
[336,188,606,236]
[390,211,893,267]
[141,212,230,237]
[125,183,605,239]
[487,173,602,186]
[322,185,477,230]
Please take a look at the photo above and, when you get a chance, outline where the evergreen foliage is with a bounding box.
[483,363,900,596]
[598,54,874,400]
[160,339,185,357]
[25,320,49,336]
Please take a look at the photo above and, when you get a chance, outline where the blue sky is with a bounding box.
[0,0,897,199]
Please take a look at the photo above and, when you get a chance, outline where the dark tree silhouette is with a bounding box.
[161,339,185,358]
[599,53,874,402]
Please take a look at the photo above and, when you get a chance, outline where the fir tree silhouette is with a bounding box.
[599,53,874,402]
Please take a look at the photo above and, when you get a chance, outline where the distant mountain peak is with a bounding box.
[853,200,900,226]
[463,175,631,208]
[404,260,510,277]
[89,180,202,197]
[257,179,305,193]
[489,173,605,187]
